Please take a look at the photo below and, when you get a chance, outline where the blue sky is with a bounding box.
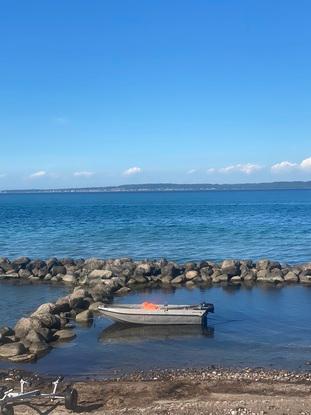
[1,0,311,189]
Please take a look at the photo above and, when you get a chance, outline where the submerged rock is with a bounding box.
[54,329,76,341]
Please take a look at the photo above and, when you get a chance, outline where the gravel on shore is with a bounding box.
[1,367,311,414]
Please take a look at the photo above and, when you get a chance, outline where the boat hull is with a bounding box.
[98,305,207,325]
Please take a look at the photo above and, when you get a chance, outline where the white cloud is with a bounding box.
[271,161,297,172]
[300,157,311,170]
[206,168,216,173]
[0,173,6,178]
[218,163,263,175]
[123,166,142,176]
[271,157,311,173]
[187,169,197,174]
[73,171,94,177]
[29,170,47,178]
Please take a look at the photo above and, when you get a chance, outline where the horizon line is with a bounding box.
[1,180,311,193]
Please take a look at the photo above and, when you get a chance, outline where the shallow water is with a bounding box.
[1,285,310,377]
[0,190,311,263]
[0,281,68,327]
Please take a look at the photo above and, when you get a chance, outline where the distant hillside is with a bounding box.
[1,181,311,193]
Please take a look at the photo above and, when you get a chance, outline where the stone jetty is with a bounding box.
[0,256,310,363]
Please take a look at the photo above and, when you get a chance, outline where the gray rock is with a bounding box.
[0,326,14,337]
[212,273,228,283]
[132,274,147,284]
[24,329,46,344]
[76,310,93,323]
[221,260,240,276]
[115,287,131,295]
[184,262,197,271]
[9,353,37,362]
[171,275,185,284]
[33,313,60,329]
[28,342,50,354]
[18,269,32,278]
[185,270,199,280]
[14,317,37,339]
[84,258,105,271]
[62,274,76,284]
[88,302,105,312]
[54,329,76,341]
[231,276,242,283]
[89,269,113,279]
[51,265,66,276]
[200,267,213,278]
[0,342,26,358]
[284,271,298,283]
[300,273,311,284]
[0,334,13,346]
[135,263,152,276]
[54,297,71,313]
[161,263,181,278]
[33,303,56,315]
[160,275,173,284]
[243,271,256,281]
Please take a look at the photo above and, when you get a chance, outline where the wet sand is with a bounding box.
[2,367,311,414]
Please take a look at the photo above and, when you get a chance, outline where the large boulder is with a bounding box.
[185,270,199,280]
[221,260,240,277]
[0,326,14,337]
[161,263,181,278]
[18,269,32,278]
[33,303,56,315]
[0,342,26,358]
[300,270,311,284]
[0,258,11,272]
[83,258,105,272]
[62,274,76,284]
[12,257,31,268]
[76,310,93,323]
[50,265,66,276]
[284,271,298,283]
[171,275,185,284]
[32,313,60,330]
[14,318,38,339]
[135,263,152,276]
[88,269,113,279]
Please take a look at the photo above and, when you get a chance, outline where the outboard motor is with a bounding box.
[200,302,214,313]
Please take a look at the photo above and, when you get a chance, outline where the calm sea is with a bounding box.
[0,190,311,263]
[1,190,311,375]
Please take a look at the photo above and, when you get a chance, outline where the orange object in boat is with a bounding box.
[141,301,160,310]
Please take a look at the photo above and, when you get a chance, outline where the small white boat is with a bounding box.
[98,302,214,325]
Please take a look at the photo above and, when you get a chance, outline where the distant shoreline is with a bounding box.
[1,180,311,193]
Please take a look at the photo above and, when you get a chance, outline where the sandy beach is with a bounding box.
[1,367,310,414]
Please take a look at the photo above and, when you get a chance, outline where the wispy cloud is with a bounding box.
[0,173,7,178]
[187,169,197,174]
[206,168,216,173]
[208,163,263,175]
[73,171,94,177]
[123,166,142,176]
[271,161,297,172]
[29,170,47,178]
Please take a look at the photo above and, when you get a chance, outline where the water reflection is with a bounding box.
[99,323,214,343]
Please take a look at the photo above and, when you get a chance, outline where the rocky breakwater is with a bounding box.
[1,256,311,362]
[1,256,311,287]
